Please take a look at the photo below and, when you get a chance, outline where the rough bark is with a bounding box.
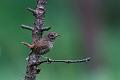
[24,0,48,80]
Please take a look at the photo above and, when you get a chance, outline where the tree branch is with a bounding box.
[40,57,91,64]
[21,25,33,31]
[27,7,36,15]
[41,27,51,32]
[32,0,47,42]
[24,0,47,80]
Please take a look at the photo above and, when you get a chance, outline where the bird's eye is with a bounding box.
[48,34,55,39]
[49,34,54,37]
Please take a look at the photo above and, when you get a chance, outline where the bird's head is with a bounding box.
[47,32,60,42]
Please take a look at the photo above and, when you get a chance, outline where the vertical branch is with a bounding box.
[32,0,47,42]
[24,0,47,80]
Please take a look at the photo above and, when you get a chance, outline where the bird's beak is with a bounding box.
[57,34,60,37]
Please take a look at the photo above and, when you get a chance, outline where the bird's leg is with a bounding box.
[21,42,34,49]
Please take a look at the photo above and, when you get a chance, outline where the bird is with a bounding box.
[21,32,59,57]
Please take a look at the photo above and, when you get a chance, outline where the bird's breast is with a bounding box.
[48,41,53,49]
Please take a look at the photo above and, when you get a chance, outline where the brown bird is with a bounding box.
[22,32,59,56]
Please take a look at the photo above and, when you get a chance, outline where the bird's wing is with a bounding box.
[37,40,49,49]
[37,40,50,55]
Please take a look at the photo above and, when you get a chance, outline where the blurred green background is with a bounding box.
[0,0,120,80]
